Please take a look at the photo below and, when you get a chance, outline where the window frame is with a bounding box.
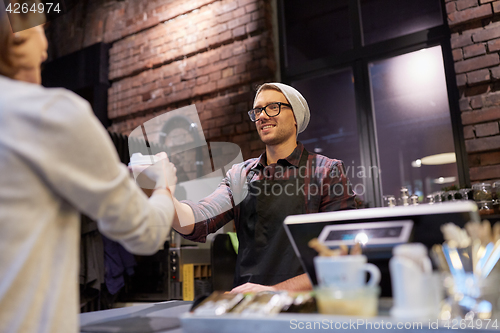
[277,0,469,207]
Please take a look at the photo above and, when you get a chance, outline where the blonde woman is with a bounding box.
[0,4,176,333]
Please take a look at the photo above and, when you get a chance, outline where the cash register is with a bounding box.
[283,201,480,296]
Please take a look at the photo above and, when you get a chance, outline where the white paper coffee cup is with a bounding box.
[128,153,160,167]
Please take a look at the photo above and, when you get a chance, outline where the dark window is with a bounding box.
[283,0,351,67]
[279,0,467,207]
[360,0,443,45]
[292,69,364,200]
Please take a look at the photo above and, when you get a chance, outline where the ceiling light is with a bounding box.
[421,152,456,165]
[433,176,456,184]
[411,159,422,168]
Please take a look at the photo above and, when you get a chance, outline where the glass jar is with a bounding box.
[399,187,410,206]
[383,195,396,207]
[410,194,419,205]
[492,181,500,198]
[315,286,379,317]
[493,181,500,214]
[459,188,473,201]
[472,183,494,216]
[426,194,435,204]
[478,201,495,216]
[472,183,492,202]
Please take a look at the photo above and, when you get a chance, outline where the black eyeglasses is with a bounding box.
[247,102,292,122]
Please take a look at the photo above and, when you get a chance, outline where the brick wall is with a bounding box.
[46,0,275,159]
[446,0,500,182]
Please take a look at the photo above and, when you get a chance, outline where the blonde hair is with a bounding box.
[0,12,17,78]
[0,0,42,78]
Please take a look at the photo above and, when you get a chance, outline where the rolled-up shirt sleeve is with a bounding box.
[179,161,252,243]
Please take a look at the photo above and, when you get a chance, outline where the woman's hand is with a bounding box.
[129,152,177,195]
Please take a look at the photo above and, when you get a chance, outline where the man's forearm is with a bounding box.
[171,197,195,235]
[273,273,312,291]
[230,274,313,293]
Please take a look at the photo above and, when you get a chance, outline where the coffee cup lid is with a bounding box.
[128,153,159,166]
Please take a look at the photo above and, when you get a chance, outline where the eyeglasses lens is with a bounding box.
[248,103,282,122]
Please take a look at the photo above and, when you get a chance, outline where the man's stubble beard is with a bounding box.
[258,126,296,147]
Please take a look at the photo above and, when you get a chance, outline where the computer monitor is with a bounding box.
[283,201,480,296]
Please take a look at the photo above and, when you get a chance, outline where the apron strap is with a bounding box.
[306,151,321,214]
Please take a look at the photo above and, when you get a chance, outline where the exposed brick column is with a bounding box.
[446,0,500,182]
[46,0,275,159]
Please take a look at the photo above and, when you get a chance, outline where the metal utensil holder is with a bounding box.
[440,243,500,321]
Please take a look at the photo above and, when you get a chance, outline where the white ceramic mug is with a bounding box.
[314,255,381,289]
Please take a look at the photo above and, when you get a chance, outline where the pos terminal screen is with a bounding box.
[317,221,413,247]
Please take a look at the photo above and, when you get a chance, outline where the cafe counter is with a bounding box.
[79,300,499,333]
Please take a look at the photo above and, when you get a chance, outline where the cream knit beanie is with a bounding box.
[254,83,310,135]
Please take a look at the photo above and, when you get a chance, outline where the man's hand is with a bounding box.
[230,282,277,293]
[230,274,312,293]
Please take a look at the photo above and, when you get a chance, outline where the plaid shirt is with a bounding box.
[181,142,356,242]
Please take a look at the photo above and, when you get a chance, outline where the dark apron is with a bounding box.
[234,150,316,286]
